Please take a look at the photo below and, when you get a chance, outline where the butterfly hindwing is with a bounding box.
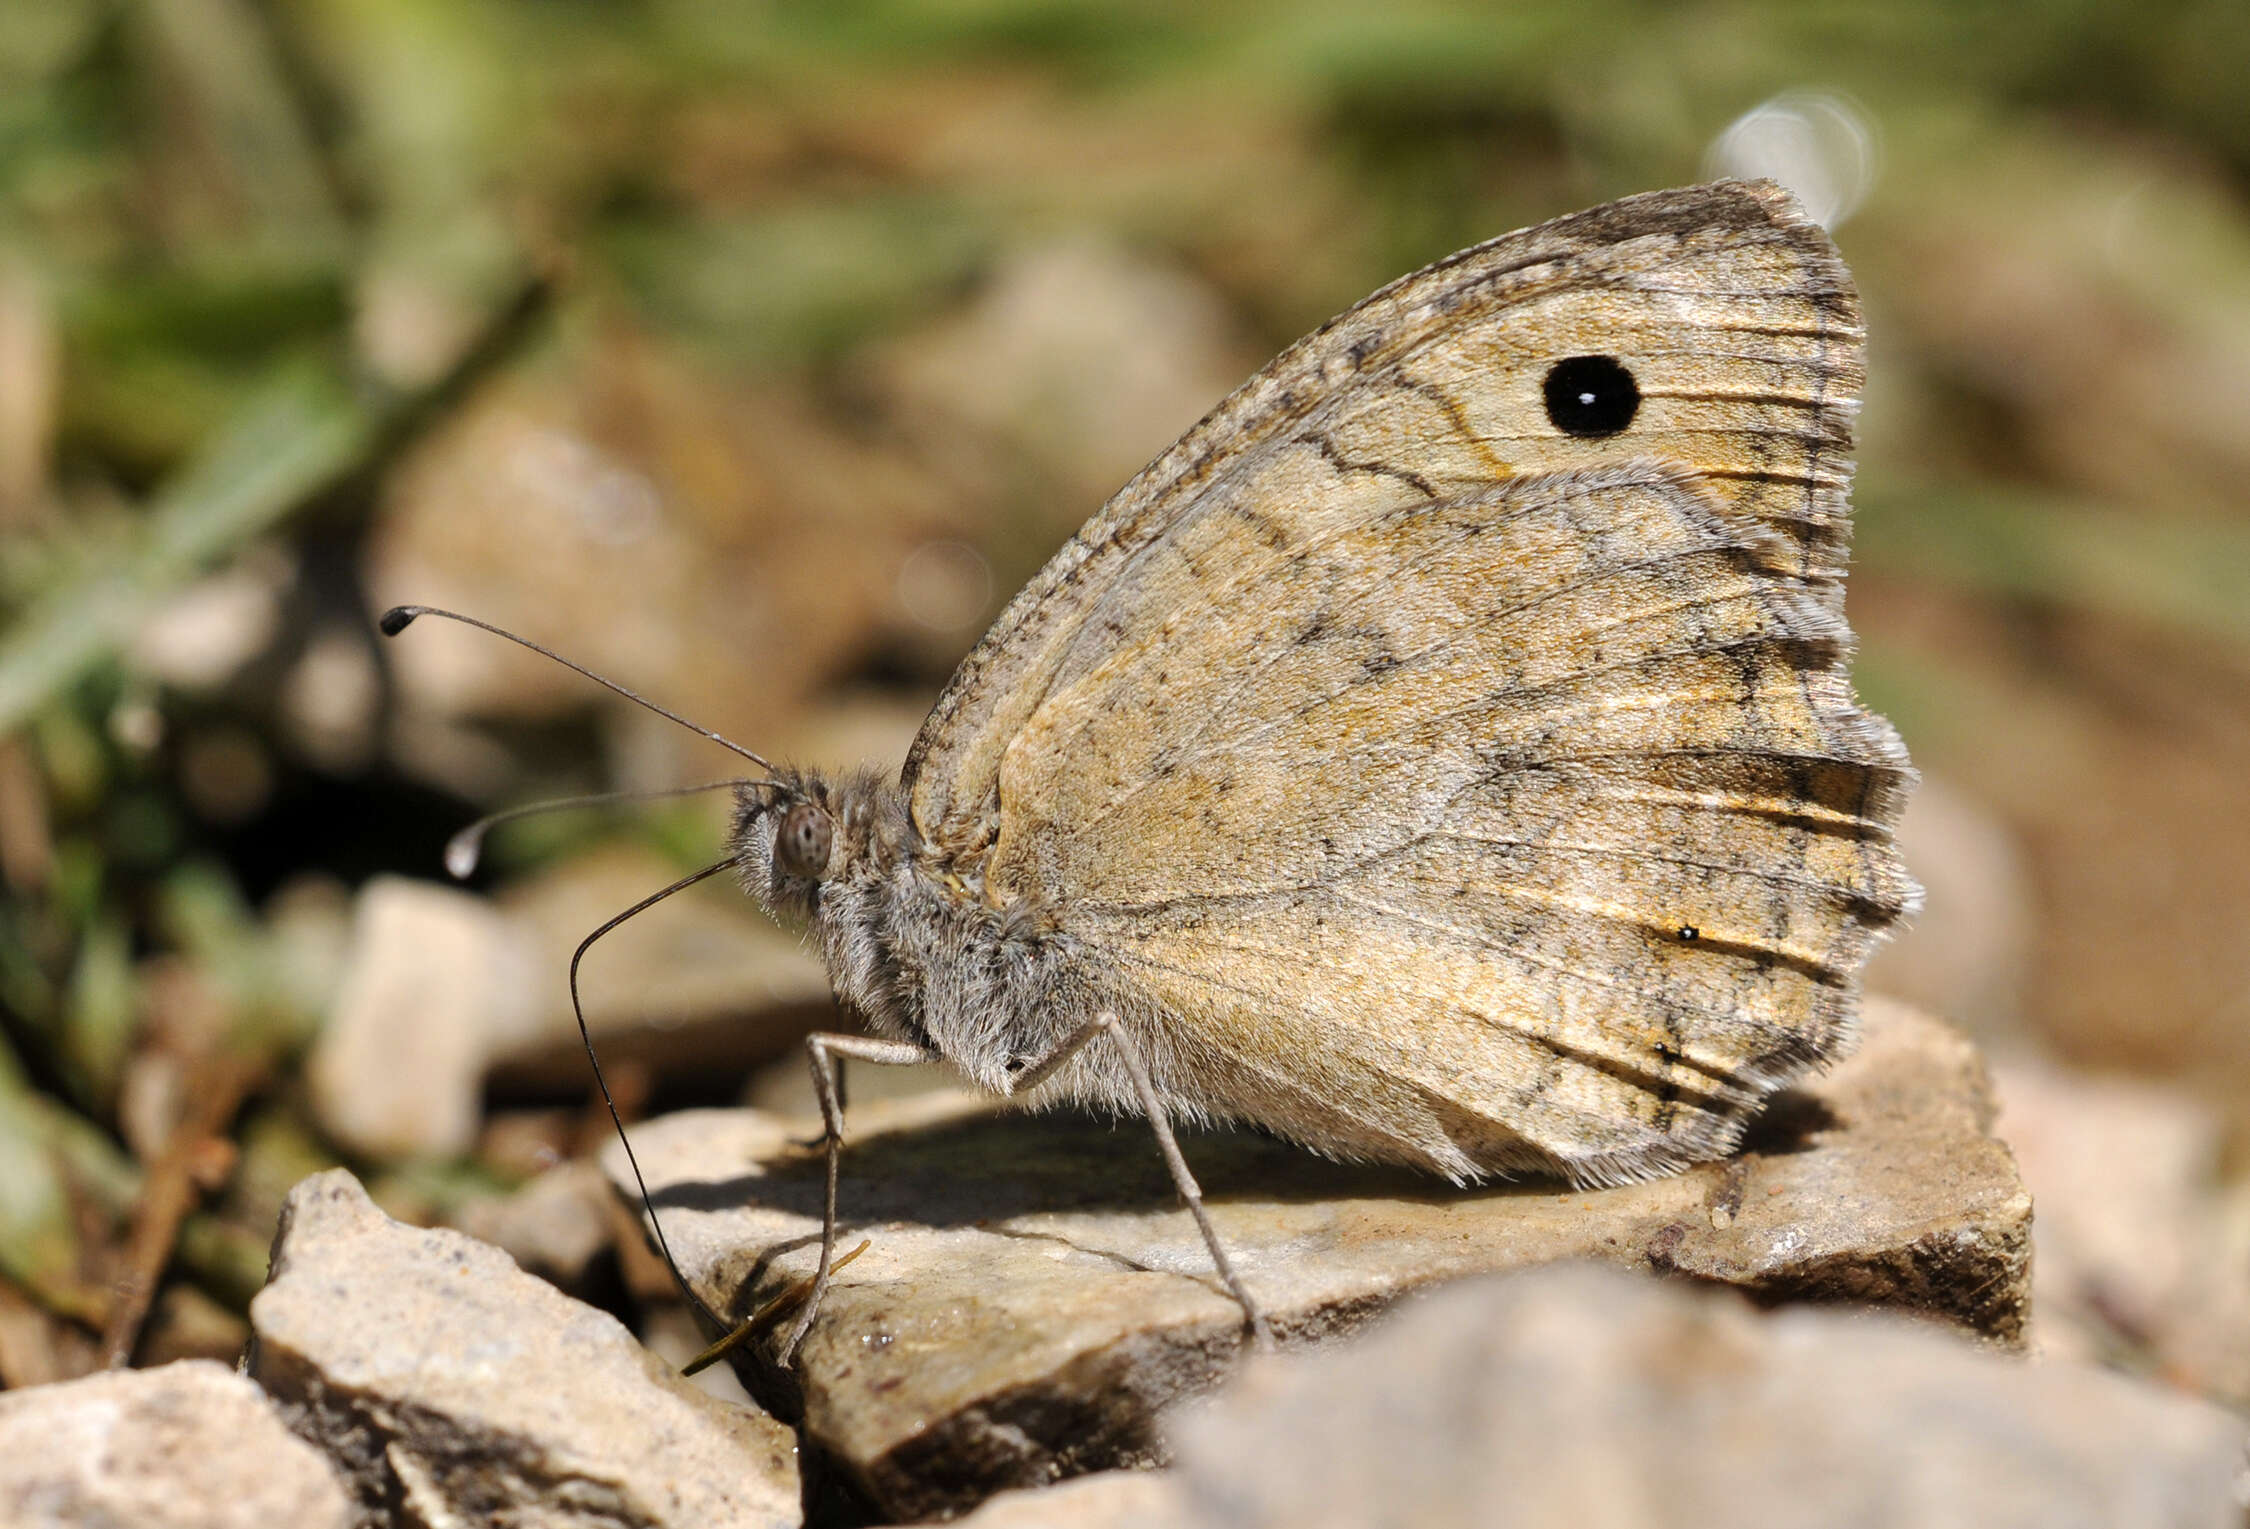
[1003,467,1910,1180]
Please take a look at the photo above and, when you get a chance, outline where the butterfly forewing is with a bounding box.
[906,180,1862,843]
[899,179,1913,1184]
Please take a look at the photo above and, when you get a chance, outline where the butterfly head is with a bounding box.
[729,767,906,922]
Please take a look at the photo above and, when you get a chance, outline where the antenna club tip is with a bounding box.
[378,606,421,637]
[443,830,484,880]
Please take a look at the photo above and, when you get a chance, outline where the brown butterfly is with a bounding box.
[388,177,1916,1364]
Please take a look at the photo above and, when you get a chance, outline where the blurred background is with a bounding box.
[2,0,2246,1405]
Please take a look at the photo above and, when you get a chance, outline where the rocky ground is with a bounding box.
[2,993,2243,1528]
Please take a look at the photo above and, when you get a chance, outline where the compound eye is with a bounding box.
[775,802,833,879]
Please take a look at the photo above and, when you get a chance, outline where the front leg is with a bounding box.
[777,1031,938,1368]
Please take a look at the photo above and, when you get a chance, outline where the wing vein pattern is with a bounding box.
[902,180,1914,1185]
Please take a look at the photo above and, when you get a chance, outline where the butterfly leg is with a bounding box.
[778,1031,937,1368]
[1009,1012,1273,1350]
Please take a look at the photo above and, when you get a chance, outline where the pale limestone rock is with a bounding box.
[0,1359,352,1529]
[640,1302,761,1412]
[249,1169,799,1529]
[1164,1263,2249,1529]
[950,1470,1192,1528]
[1995,1058,2250,1403]
[484,843,835,1094]
[608,997,2029,1520]
[306,877,536,1161]
[128,553,288,692]
[306,853,836,1166]
[446,1158,616,1300]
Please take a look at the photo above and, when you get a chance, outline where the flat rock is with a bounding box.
[307,877,537,1160]
[0,1359,353,1529]
[950,1470,1192,1528]
[1995,1058,2250,1402]
[307,857,837,1163]
[446,1158,617,1301]
[609,997,2029,1520]
[485,843,838,1094]
[1164,1262,2250,1529]
[248,1169,800,1529]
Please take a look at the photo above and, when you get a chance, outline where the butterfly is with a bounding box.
[390,176,1917,1363]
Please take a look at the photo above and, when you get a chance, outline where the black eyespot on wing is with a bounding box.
[1677,924,1700,942]
[1543,355,1640,438]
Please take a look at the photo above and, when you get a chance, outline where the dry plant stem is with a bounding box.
[0,1279,71,1388]
[0,1063,136,1331]
[100,1050,260,1367]
[684,1239,870,1376]
[0,737,55,892]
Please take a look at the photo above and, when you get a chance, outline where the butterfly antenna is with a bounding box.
[443,779,785,878]
[571,857,741,1332]
[378,605,777,775]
